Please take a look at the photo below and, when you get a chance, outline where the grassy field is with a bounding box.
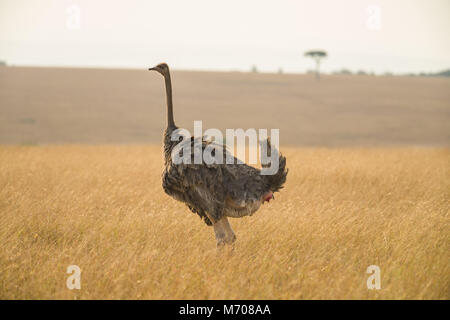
[0,145,448,299]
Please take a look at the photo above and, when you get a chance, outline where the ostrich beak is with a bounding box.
[148,67,156,71]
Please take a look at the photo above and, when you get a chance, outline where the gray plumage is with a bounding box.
[149,63,288,246]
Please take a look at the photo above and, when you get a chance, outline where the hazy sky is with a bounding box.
[1,0,449,74]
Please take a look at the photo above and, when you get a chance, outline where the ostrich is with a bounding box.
[149,63,288,247]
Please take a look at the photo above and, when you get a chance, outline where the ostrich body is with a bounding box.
[149,63,288,246]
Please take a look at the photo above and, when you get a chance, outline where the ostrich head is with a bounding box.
[149,63,169,76]
[148,62,176,129]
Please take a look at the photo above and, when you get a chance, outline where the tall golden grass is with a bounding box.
[0,146,448,299]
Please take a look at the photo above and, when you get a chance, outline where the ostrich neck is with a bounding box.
[162,71,178,164]
[164,72,175,129]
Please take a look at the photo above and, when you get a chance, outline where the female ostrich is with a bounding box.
[149,63,288,246]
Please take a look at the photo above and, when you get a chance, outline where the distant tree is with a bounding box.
[0,60,6,66]
[357,70,368,75]
[251,65,258,73]
[435,69,450,77]
[413,70,450,77]
[334,68,352,75]
[278,67,283,74]
[304,50,327,80]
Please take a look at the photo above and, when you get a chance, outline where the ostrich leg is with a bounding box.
[213,217,236,247]
[221,217,236,245]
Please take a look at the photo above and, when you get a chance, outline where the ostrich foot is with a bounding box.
[213,217,236,247]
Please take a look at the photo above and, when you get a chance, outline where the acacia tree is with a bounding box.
[304,50,327,80]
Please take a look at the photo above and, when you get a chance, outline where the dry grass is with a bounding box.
[0,145,448,299]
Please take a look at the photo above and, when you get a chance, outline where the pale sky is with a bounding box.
[1,0,449,74]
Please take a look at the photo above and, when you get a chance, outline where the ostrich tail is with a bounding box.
[261,138,288,192]
[266,152,288,192]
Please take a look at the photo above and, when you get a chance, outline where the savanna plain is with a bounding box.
[0,67,448,299]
